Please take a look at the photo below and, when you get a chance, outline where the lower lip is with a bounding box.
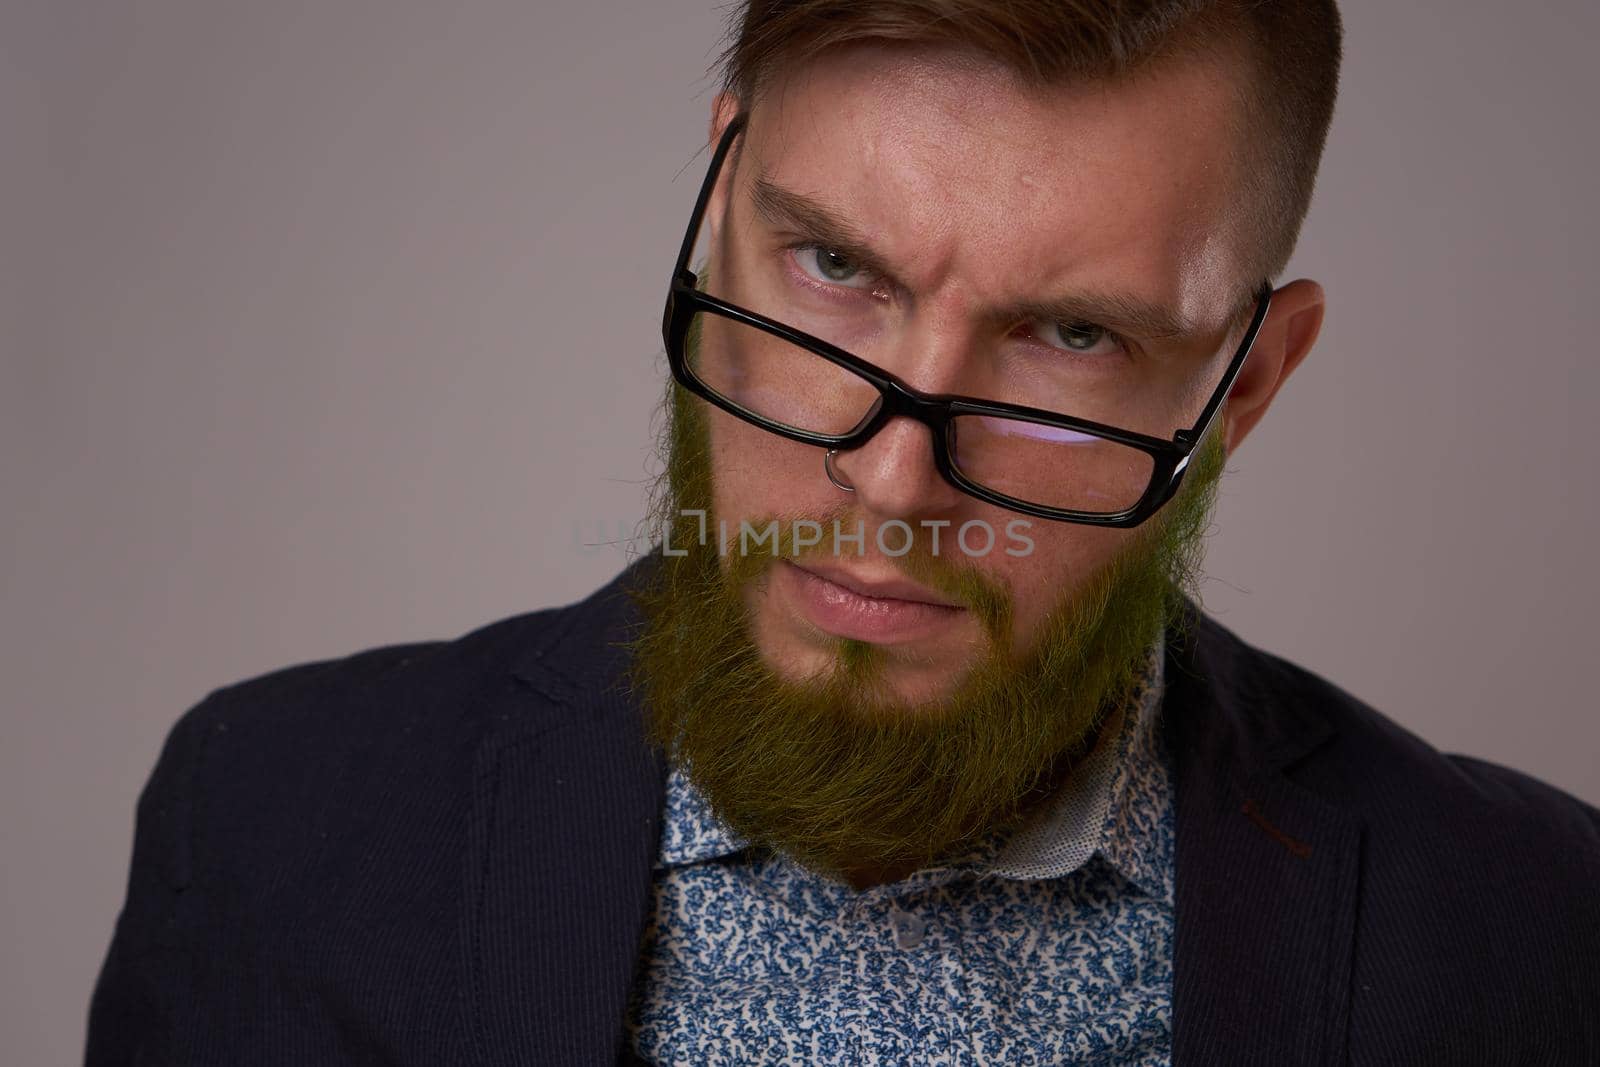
[776,560,965,644]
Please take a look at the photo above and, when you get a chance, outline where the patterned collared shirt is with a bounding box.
[623,645,1175,1065]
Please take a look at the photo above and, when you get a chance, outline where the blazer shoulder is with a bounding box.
[1290,640,1590,807]
[150,579,634,848]
[1196,617,1600,1039]
[118,581,635,920]
[186,587,611,745]
[1442,750,1600,845]
[1187,611,1599,857]
[92,587,637,1059]
[1220,635,1600,1051]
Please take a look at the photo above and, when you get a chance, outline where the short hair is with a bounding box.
[717,0,1344,289]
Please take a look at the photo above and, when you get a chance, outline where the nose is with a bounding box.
[825,415,966,520]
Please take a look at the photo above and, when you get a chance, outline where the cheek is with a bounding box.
[706,404,829,521]
[994,523,1131,643]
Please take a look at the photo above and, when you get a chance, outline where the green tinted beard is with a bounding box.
[626,353,1224,883]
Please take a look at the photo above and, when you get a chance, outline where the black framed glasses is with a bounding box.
[662,112,1273,527]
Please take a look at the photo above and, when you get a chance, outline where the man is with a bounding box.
[87,1,1599,1064]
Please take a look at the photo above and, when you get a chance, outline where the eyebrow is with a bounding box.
[748,173,1201,344]
[997,292,1194,343]
[750,174,900,284]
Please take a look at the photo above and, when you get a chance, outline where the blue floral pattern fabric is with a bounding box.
[623,645,1175,1065]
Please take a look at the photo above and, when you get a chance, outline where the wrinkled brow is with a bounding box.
[749,174,898,282]
[749,173,1217,345]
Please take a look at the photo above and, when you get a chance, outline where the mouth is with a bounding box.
[777,559,967,644]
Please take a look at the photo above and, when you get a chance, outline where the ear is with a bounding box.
[1220,278,1325,455]
[709,91,741,147]
[704,92,745,248]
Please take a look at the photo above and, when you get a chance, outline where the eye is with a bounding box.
[792,246,874,290]
[1024,318,1122,357]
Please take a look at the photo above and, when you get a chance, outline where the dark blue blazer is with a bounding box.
[87,562,1600,1065]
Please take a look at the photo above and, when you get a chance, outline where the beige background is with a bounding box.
[5,1,1598,1062]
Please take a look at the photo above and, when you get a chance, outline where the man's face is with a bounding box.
[630,42,1263,887]
[700,44,1253,703]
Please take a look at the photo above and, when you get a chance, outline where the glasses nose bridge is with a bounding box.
[829,376,964,516]
[855,372,951,447]
[846,300,988,450]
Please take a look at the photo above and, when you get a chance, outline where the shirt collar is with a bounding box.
[655,640,1173,905]
[986,642,1174,904]
[656,760,747,868]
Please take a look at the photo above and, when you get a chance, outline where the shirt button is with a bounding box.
[889,906,926,949]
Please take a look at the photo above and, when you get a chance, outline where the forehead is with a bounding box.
[740,43,1250,326]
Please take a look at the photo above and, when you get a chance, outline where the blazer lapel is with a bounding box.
[460,571,669,1066]
[1167,609,1363,1066]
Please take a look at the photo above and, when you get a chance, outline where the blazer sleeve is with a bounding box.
[84,697,211,1066]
